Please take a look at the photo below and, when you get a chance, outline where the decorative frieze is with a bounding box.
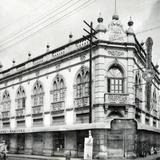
[108,19,125,42]
[51,101,65,112]
[108,50,124,57]
[74,97,89,108]
[104,93,128,104]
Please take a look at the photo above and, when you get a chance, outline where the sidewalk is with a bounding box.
[7,153,160,160]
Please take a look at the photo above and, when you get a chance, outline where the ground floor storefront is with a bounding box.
[0,119,160,159]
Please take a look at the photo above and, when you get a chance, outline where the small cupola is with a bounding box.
[126,17,134,34]
[95,13,107,33]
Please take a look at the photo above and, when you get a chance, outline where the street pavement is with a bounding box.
[6,153,160,160]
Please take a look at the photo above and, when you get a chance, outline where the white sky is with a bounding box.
[0,0,159,70]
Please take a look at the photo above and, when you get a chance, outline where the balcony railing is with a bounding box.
[51,101,65,112]
[1,36,91,79]
[16,108,25,117]
[32,105,43,115]
[104,93,128,104]
[74,96,89,108]
[2,111,10,119]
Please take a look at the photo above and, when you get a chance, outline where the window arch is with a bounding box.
[52,74,66,102]
[2,90,11,112]
[135,73,142,106]
[75,67,89,98]
[16,86,26,109]
[32,80,44,106]
[152,89,157,109]
[107,64,124,93]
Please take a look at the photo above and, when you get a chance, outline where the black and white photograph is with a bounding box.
[0,0,160,159]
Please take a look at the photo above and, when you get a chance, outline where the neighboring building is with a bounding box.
[0,12,160,158]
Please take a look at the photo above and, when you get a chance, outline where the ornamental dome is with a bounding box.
[95,13,107,33]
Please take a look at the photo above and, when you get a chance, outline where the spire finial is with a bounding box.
[128,16,134,26]
[28,51,31,60]
[12,59,15,67]
[46,42,50,52]
[112,0,119,20]
[69,32,73,43]
[97,12,103,23]
[115,0,117,14]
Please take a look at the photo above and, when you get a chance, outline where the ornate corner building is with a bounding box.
[0,13,160,158]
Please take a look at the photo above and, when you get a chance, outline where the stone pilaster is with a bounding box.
[43,132,53,156]
[93,54,106,122]
[10,134,17,153]
[127,105,135,118]
[25,133,33,154]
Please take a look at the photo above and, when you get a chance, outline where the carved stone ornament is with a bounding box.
[80,55,86,62]
[105,94,128,104]
[19,76,22,82]
[56,64,60,70]
[108,50,124,57]
[108,19,125,42]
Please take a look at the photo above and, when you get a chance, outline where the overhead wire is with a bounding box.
[0,0,77,44]
[0,0,96,52]
[0,0,159,52]
[0,0,156,48]
[0,0,50,31]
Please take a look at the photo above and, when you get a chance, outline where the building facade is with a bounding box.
[0,13,160,158]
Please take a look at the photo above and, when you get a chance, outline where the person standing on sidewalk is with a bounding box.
[0,140,8,160]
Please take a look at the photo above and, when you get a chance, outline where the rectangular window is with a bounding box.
[39,94,43,105]
[17,99,21,109]
[53,90,58,102]
[33,118,43,126]
[22,98,25,108]
[3,122,10,128]
[34,96,38,106]
[85,83,89,96]
[77,84,82,98]
[52,116,65,125]
[76,113,89,123]
[17,120,25,127]
[60,89,64,101]
[108,78,123,93]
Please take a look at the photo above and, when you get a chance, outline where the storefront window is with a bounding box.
[53,132,64,151]
[17,134,25,152]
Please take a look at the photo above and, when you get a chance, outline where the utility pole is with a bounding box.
[83,21,97,123]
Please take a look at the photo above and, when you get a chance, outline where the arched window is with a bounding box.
[135,75,138,98]
[2,90,11,112]
[32,80,44,106]
[75,67,89,98]
[107,65,124,93]
[16,86,26,109]
[52,74,66,102]
[153,89,157,108]
[135,73,142,107]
